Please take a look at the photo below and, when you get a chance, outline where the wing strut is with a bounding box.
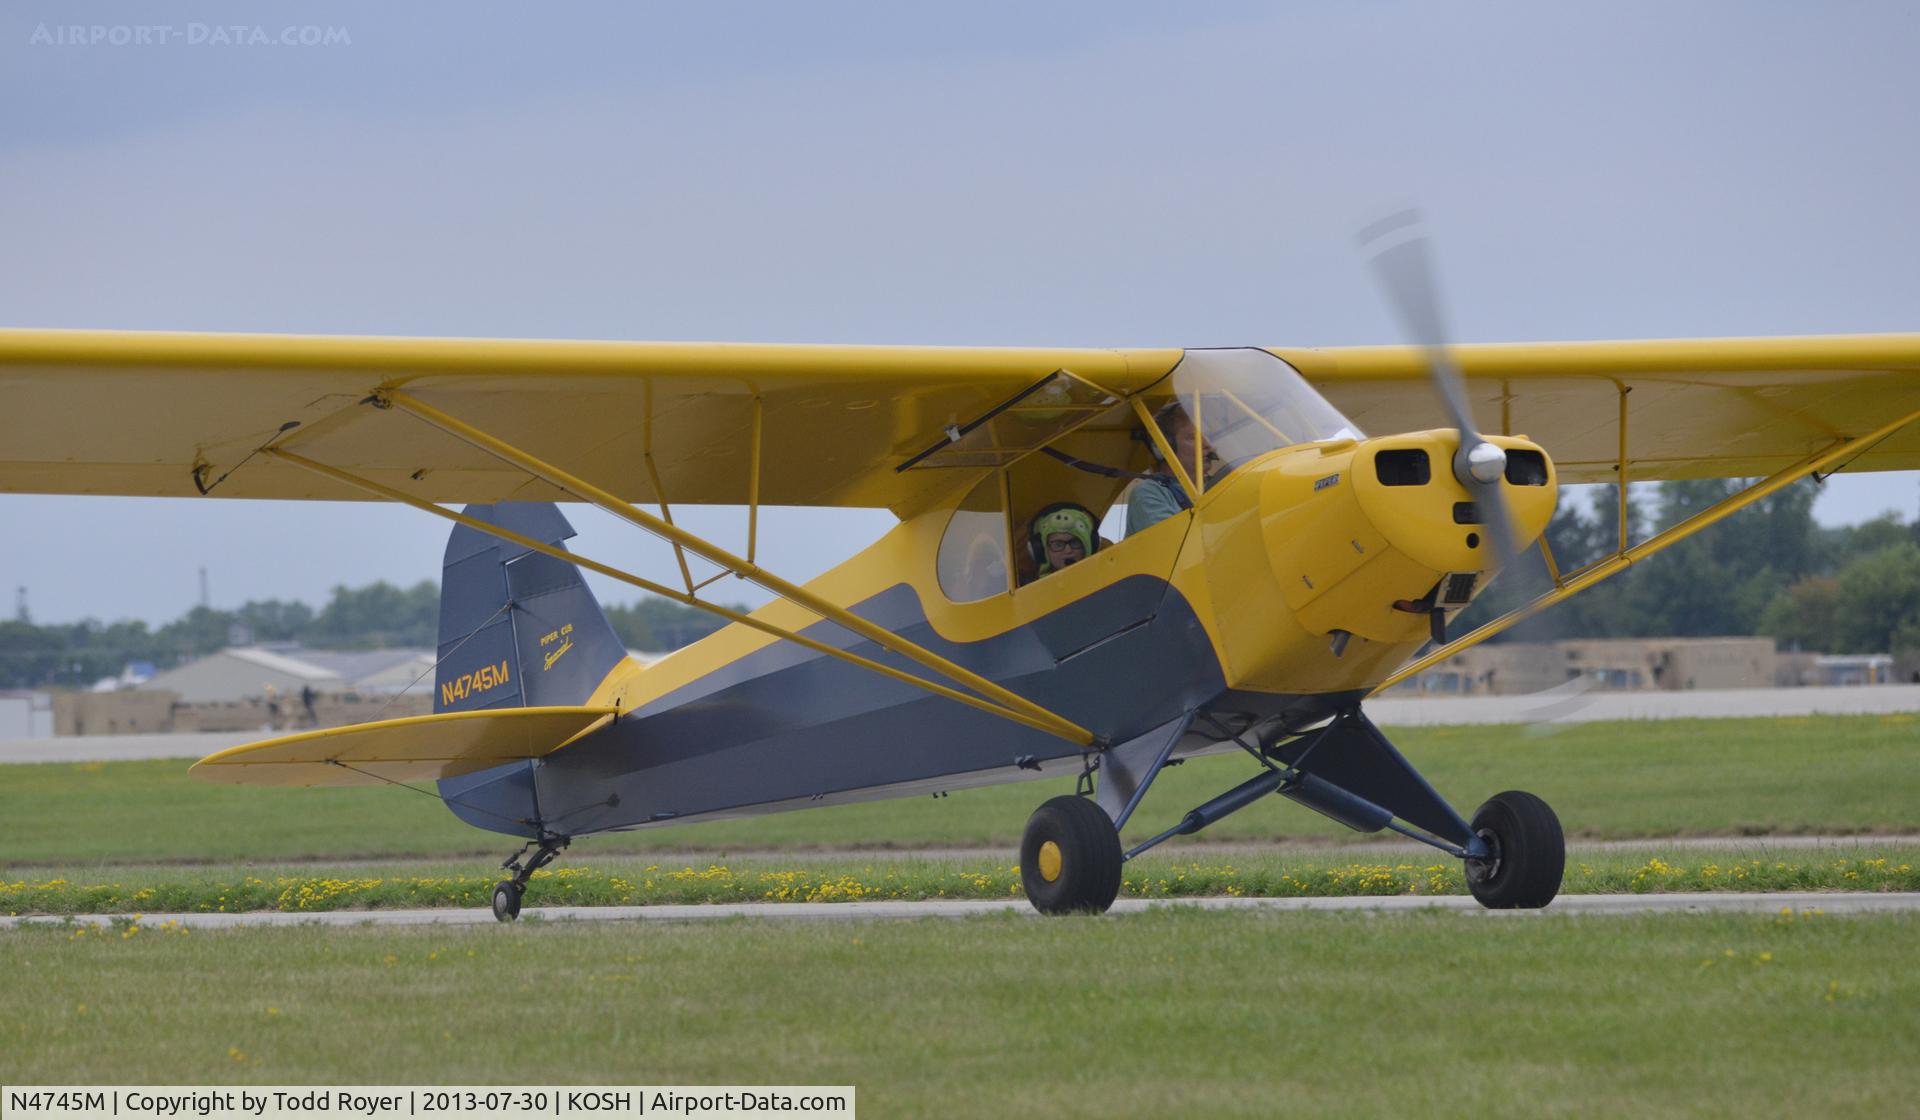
[1372,404,1920,693]
[264,441,1095,747]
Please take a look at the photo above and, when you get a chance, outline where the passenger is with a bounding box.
[1027,503,1099,578]
[1125,405,1204,537]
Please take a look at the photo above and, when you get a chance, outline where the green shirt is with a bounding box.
[1124,476,1187,537]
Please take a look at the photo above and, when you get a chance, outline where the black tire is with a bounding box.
[1019,795,1123,915]
[1464,790,1565,909]
[492,880,523,923]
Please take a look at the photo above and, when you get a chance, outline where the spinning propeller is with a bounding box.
[1357,212,1597,725]
[1357,210,1521,569]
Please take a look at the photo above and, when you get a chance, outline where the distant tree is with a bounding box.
[308,581,439,648]
[1761,575,1839,650]
[154,606,241,660]
[235,598,314,643]
[1841,513,1909,557]
[1457,477,1839,643]
[1583,483,1650,563]
[602,603,655,651]
[603,597,738,652]
[0,616,167,688]
[1830,544,1920,654]
[0,619,69,687]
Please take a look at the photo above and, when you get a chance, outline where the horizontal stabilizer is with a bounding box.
[189,706,618,788]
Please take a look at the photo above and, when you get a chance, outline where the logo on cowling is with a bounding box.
[441,660,510,706]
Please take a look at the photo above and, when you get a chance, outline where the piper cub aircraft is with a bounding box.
[6,226,1919,920]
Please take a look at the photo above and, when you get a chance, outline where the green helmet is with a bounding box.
[1030,504,1098,573]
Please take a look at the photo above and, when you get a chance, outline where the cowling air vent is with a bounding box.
[1375,449,1430,486]
[1505,450,1549,486]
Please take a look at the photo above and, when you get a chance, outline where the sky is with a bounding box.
[2,2,1918,626]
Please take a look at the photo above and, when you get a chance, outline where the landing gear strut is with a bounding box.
[492,833,568,922]
[1013,709,1567,916]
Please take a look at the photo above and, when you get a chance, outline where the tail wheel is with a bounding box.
[491,880,523,923]
[1464,790,1564,910]
[1020,795,1123,915]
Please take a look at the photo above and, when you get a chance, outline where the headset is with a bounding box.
[1134,399,1193,463]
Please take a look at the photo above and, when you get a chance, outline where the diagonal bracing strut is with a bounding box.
[264,440,1094,747]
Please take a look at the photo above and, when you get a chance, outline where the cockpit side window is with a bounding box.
[936,473,1012,603]
[1004,399,1148,584]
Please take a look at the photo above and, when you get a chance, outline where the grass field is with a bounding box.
[5,847,1916,915]
[5,715,1919,867]
[4,909,1915,1117]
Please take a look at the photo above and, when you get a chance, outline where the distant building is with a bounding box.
[1396,636,1820,696]
[53,690,178,736]
[0,690,54,739]
[42,643,664,736]
[1813,654,1895,687]
[141,644,435,704]
[290,649,439,696]
[88,660,157,692]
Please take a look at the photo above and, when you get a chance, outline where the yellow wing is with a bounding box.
[0,328,1178,516]
[8,329,1920,508]
[188,705,618,788]
[1283,334,1920,483]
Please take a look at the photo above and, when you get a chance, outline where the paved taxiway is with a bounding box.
[5,892,1914,931]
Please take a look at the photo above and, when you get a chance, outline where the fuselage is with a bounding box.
[443,396,1556,839]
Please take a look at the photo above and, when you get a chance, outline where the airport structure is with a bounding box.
[141,644,438,704]
[0,690,54,738]
[29,644,667,737]
[1398,638,1912,695]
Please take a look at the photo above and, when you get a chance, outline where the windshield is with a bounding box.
[1163,348,1363,478]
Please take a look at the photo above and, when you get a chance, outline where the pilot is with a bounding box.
[1027,503,1099,578]
[1125,404,1204,536]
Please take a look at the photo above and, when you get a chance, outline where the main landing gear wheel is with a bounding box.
[1464,790,1565,910]
[491,880,523,923]
[1020,795,1123,915]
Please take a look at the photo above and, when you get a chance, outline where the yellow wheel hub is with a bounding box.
[1037,840,1064,882]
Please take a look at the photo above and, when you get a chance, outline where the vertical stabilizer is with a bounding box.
[434,502,630,714]
[434,502,631,838]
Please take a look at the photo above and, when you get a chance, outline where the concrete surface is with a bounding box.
[4,891,1912,930]
[1365,683,1920,725]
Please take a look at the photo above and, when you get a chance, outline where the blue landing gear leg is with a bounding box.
[1111,708,1565,911]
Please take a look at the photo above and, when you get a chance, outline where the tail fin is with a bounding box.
[435,502,630,714]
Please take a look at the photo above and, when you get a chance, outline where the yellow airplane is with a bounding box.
[5,229,1919,920]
